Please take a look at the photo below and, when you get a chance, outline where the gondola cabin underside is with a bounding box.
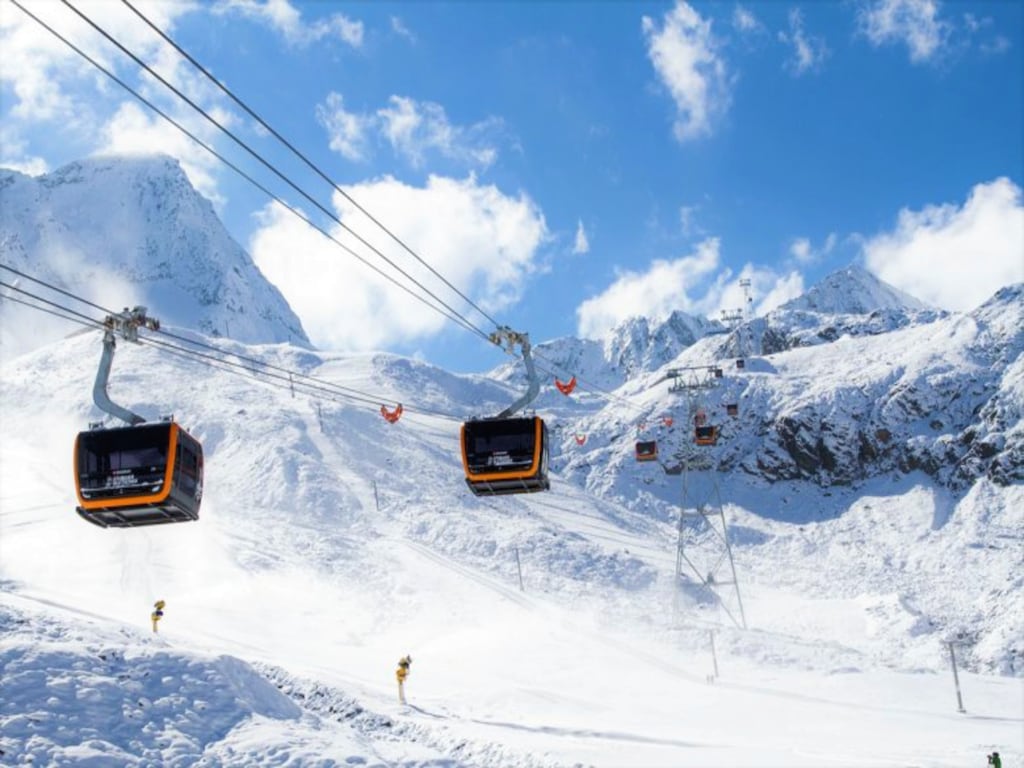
[74,421,203,528]
[461,416,550,495]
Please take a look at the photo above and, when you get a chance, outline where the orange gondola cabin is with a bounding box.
[461,415,550,495]
[695,425,719,446]
[635,440,658,462]
[74,421,203,528]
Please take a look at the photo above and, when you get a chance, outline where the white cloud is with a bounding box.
[377,96,499,169]
[642,2,731,143]
[573,220,590,255]
[390,15,415,43]
[575,239,806,338]
[789,232,837,265]
[857,0,951,63]
[212,0,362,47]
[790,237,812,263]
[680,204,704,237]
[315,93,502,170]
[748,269,805,315]
[778,8,829,75]
[980,35,1011,56]
[732,5,762,34]
[0,125,48,175]
[98,102,225,206]
[250,175,548,351]
[862,177,1024,310]
[575,239,719,338]
[0,1,239,197]
[315,92,372,162]
[0,1,199,122]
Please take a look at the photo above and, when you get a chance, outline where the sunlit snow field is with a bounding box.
[1,332,1021,767]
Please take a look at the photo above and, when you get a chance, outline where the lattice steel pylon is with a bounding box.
[666,366,748,630]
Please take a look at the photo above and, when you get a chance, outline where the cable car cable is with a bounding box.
[1,267,465,423]
[54,0,495,346]
[0,279,109,330]
[119,0,503,332]
[0,262,119,317]
[0,291,104,332]
[140,333,464,422]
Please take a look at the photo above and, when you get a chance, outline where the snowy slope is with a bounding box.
[1,320,1021,766]
[0,155,309,359]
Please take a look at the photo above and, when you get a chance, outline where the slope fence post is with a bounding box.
[514,546,525,592]
[946,640,967,713]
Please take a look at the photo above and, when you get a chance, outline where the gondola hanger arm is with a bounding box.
[92,307,160,426]
[489,326,539,419]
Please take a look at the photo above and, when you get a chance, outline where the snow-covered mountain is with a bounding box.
[781,265,931,315]
[0,155,308,358]
[1,156,1022,766]
[494,310,727,402]
[742,266,944,356]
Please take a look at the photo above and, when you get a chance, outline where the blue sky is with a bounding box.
[2,0,1022,372]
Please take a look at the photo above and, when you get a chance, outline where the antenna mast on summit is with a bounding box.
[722,278,755,360]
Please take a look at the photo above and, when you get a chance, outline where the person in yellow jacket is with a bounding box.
[396,655,412,704]
[151,600,165,633]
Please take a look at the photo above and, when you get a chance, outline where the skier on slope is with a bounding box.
[396,655,412,704]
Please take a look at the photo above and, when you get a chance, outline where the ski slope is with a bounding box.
[1,330,1021,766]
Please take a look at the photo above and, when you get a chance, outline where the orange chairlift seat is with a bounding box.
[555,376,577,395]
[74,307,203,529]
[381,403,403,423]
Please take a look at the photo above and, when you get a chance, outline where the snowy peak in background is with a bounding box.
[750,265,944,355]
[605,310,723,377]
[0,154,308,357]
[492,309,724,398]
[780,265,930,315]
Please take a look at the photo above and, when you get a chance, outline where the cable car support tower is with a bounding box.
[666,365,747,630]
